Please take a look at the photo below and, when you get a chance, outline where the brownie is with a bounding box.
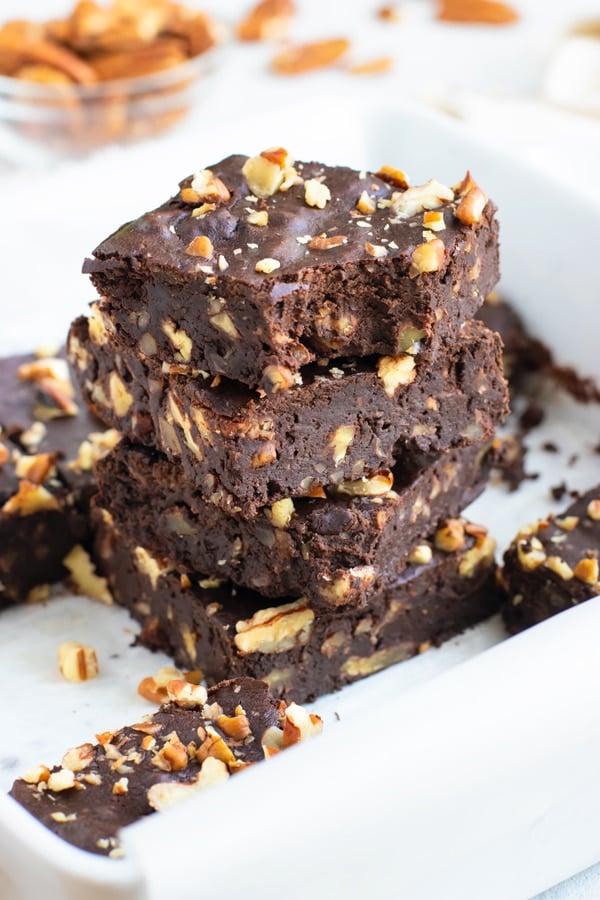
[94,511,500,704]
[0,351,119,606]
[10,677,320,855]
[476,292,550,390]
[82,152,500,390]
[501,487,600,633]
[70,315,508,514]
[97,440,493,608]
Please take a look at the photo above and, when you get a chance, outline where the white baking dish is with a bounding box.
[0,99,599,900]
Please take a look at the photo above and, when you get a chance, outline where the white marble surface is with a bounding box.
[1,1,600,897]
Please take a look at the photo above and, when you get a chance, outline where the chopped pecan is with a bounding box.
[272,38,350,75]
[377,354,416,396]
[255,257,281,274]
[189,169,230,204]
[334,470,394,496]
[242,148,295,198]
[304,179,331,208]
[58,641,99,683]
[349,56,393,75]
[436,0,518,25]
[186,235,214,258]
[454,186,488,226]
[237,0,295,41]
[235,598,314,654]
[409,238,445,276]
[308,234,347,250]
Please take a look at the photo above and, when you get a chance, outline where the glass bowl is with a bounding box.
[0,47,214,165]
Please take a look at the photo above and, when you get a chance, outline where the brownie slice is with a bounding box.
[10,677,320,855]
[70,315,508,514]
[0,351,119,606]
[501,487,600,633]
[82,152,499,390]
[97,440,493,608]
[94,511,499,704]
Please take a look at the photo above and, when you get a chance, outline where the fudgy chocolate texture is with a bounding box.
[501,487,600,633]
[10,677,310,856]
[82,153,500,389]
[476,293,550,390]
[97,441,492,608]
[70,315,508,514]
[94,513,500,704]
[0,352,118,605]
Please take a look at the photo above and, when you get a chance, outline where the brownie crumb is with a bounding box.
[551,481,567,501]
[491,434,538,492]
[568,453,579,467]
[550,365,600,404]
[519,401,545,432]
[542,441,559,453]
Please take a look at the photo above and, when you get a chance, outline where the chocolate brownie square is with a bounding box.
[97,440,494,609]
[70,315,508,514]
[82,152,499,390]
[94,511,500,703]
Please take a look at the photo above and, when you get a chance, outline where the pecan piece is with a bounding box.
[272,38,350,75]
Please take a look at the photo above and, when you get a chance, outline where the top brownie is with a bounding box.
[83,150,500,390]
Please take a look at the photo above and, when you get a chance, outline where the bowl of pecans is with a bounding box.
[0,0,218,162]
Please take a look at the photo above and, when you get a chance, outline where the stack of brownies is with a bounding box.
[68,149,509,702]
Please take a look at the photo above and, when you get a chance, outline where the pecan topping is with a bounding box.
[308,234,347,250]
